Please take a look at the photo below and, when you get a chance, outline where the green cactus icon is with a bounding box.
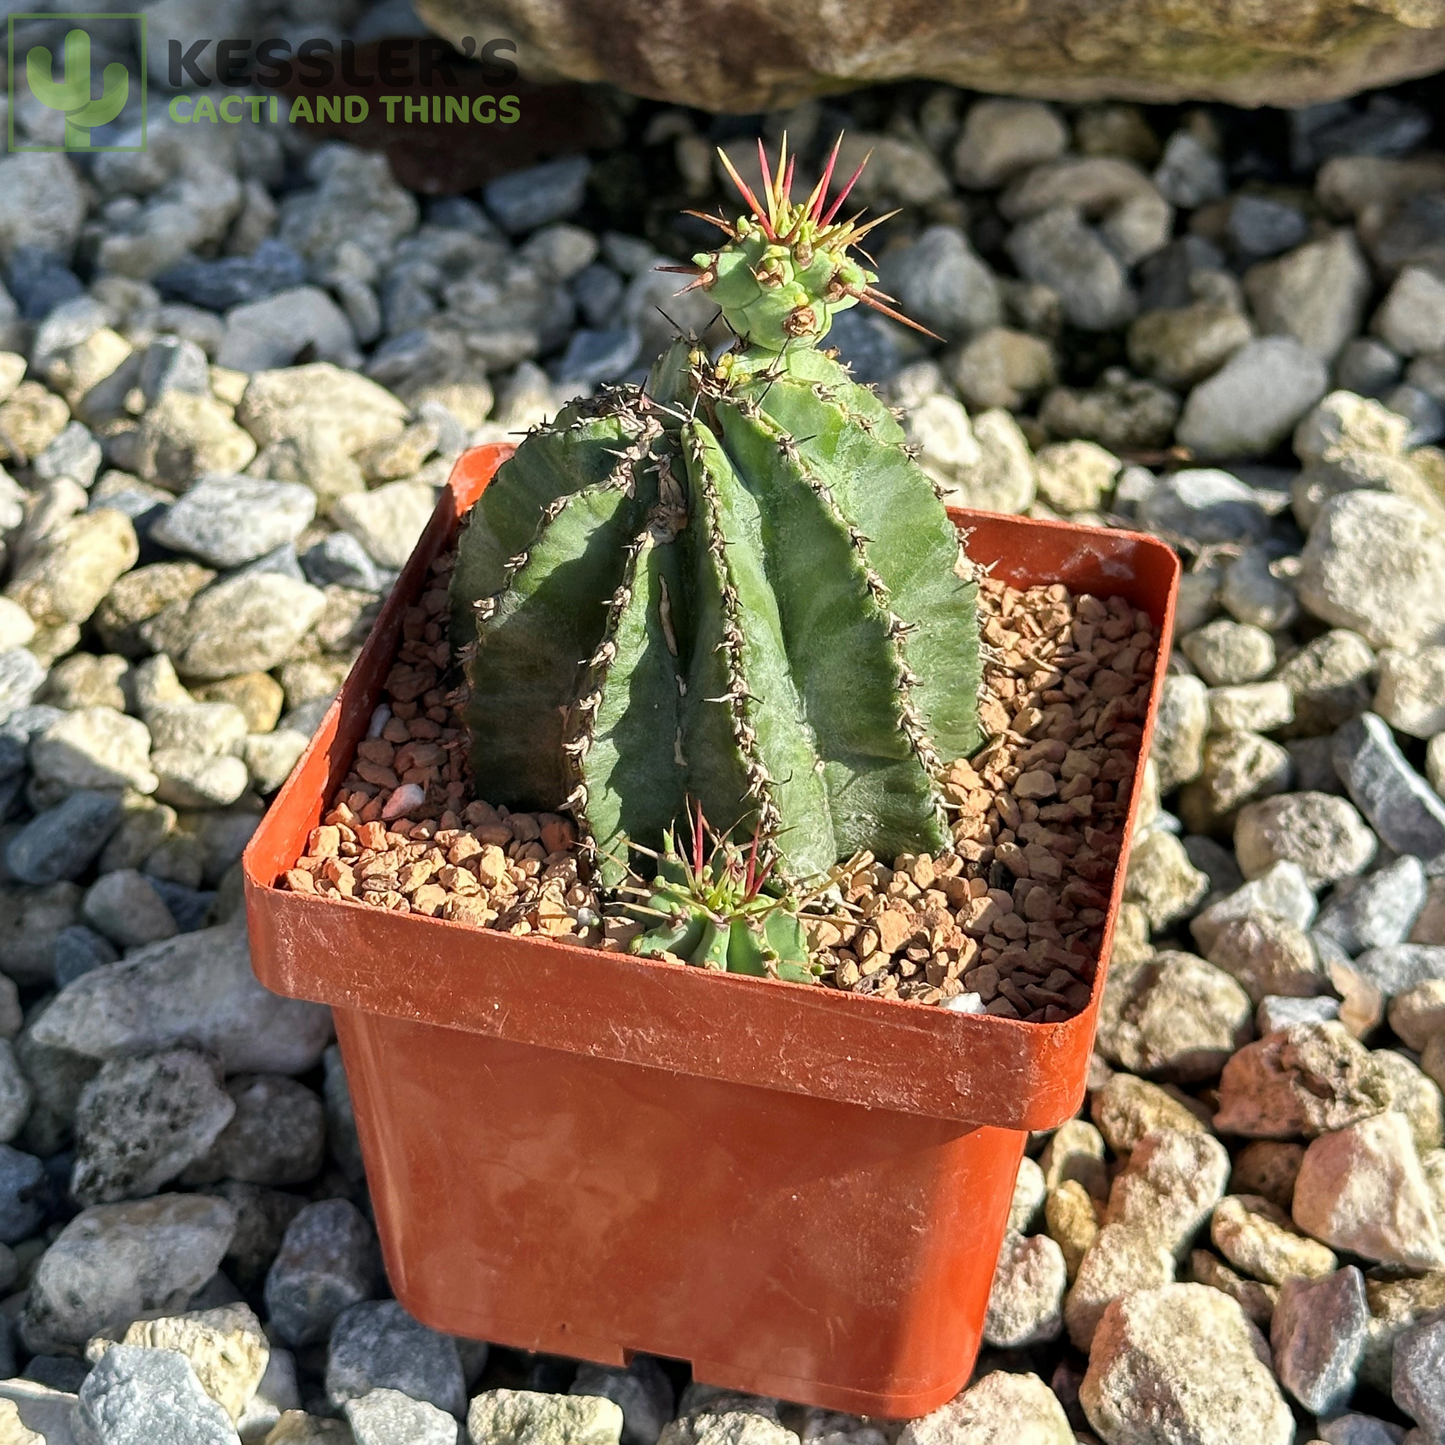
[27,28,129,149]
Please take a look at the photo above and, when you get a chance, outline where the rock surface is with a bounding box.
[1080,1284,1295,1445]
[412,2,1445,112]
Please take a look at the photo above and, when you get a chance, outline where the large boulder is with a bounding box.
[412,0,1445,112]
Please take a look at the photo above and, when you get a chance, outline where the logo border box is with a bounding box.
[8,11,147,152]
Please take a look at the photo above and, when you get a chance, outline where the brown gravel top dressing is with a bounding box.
[280,542,1159,1021]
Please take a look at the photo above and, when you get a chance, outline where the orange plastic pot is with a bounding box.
[244,443,1180,1418]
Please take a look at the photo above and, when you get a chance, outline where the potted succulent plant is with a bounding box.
[244,142,1180,1417]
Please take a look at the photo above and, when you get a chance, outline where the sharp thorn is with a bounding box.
[857,292,944,342]
[810,134,842,222]
[819,149,871,227]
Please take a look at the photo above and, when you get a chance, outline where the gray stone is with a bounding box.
[42,653,130,712]
[264,1199,379,1347]
[30,921,333,1076]
[571,1361,672,1445]
[244,730,308,795]
[1336,338,1404,399]
[71,1048,234,1206]
[81,870,177,949]
[1389,979,1445,1050]
[0,605,37,658]
[145,703,249,758]
[0,1144,45,1243]
[143,574,327,681]
[1210,1193,1337,1284]
[152,750,250,809]
[1373,265,1445,355]
[1334,713,1445,869]
[949,327,1057,412]
[183,1074,325,1187]
[1104,1128,1232,1255]
[1222,549,1299,632]
[1270,1265,1369,1414]
[322,1046,364,1184]
[332,482,435,571]
[1127,294,1253,390]
[1371,1047,1442,1156]
[1122,830,1210,928]
[1182,620,1276,686]
[484,157,591,234]
[1292,1110,1445,1268]
[301,533,381,593]
[1385,382,1445,445]
[1154,130,1226,207]
[29,704,157,796]
[1184,728,1300,832]
[899,1371,1071,1445]
[236,363,407,463]
[347,1387,459,1444]
[554,327,641,386]
[1258,994,1341,1034]
[983,1230,1066,1347]
[1235,791,1378,886]
[1191,860,1319,952]
[1318,1415,1409,1445]
[1206,914,1326,1003]
[1091,1074,1211,1157]
[1298,492,1445,652]
[1177,338,1329,460]
[1277,629,1376,737]
[1080,1284,1294,1445]
[34,421,101,490]
[1230,196,1309,258]
[1005,206,1136,331]
[0,1037,31,1144]
[236,1344,301,1440]
[1374,647,1445,738]
[468,1389,625,1445]
[1010,1155,1047,1233]
[1316,856,1429,954]
[0,1379,78,1442]
[22,1194,236,1354]
[326,1300,465,1417]
[1151,673,1210,791]
[953,99,1069,187]
[1351,944,1445,998]
[150,476,316,569]
[1184,833,1245,895]
[1245,230,1373,362]
[93,1301,269,1427]
[217,287,359,374]
[1213,1021,1392,1139]
[1096,949,1252,1081]
[1040,372,1180,451]
[912,402,1037,514]
[1138,468,1272,546]
[129,391,257,493]
[138,336,211,408]
[5,792,123,886]
[1393,1313,1445,1442]
[72,1343,236,1445]
[876,226,1002,340]
[7,508,138,632]
[1207,682,1294,735]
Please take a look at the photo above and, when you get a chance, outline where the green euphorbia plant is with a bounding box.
[451,137,981,904]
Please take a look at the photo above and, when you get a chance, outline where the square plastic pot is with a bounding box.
[244,443,1180,1418]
